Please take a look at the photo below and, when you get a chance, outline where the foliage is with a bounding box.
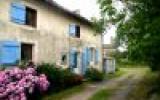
[127,70,158,100]
[91,17,105,34]
[37,63,83,92]
[98,0,160,71]
[85,68,104,82]
[0,67,49,100]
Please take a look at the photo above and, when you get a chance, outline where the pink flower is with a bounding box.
[0,67,49,100]
[25,68,36,75]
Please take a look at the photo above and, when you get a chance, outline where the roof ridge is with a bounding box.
[45,0,92,26]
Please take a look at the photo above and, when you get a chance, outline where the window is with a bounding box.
[90,48,95,62]
[61,53,67,65]
[75,25,80,38]
[26,7,37,27]
[10,3,37,27]
[69,24,80,38]
[21,43,33,62]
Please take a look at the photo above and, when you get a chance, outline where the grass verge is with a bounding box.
[126,69,158,100]
[89,68,126,100]
[42,84,86,100]
[105,68,125,79]
[89,88,115,100]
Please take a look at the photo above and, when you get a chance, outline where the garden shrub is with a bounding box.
[0,67,49,100]
[85,68,104,82]
[37,63,83,92]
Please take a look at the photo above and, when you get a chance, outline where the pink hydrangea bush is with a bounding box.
[0,67,49,100]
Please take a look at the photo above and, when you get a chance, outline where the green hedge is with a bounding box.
[85,68,104,82]
[36,63,83,92]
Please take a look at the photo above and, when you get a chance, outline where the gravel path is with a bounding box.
[65,68,146,100]
[108,68,146,100]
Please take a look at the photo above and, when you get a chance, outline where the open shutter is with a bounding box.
[81,47,89,74]
[10,2,26,24]
[0,41,20,65]
[69,24,76,37]
[95,49,99,64]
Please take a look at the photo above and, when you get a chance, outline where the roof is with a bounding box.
[44,0,93,27]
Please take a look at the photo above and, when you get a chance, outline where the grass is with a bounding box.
[89,88,115,100]
[89,67,149,100]
[105,68,125,79]
[126,69,158,100]
[42,84,86,100]
[89,68,126,100]
[41,67,128,100]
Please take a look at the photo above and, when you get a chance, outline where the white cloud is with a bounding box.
[54,0,100,19]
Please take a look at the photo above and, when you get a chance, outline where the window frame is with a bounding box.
[25,6,37,28]
[69,24,81,38]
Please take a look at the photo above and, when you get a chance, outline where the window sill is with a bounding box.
[69,37,81,40]
[11,22,37,31]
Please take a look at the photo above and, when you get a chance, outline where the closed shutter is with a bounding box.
[0,41,20,65]
[10,2,26,24]
[69,24,76,37]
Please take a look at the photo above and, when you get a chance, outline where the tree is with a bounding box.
[91,17,105,34]
[98,0,160,71]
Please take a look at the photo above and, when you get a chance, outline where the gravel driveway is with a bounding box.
[65,68,147,100]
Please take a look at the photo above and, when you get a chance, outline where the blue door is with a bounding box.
[81,47,90,74]
[69,48,77,71]
[0,41,21,65]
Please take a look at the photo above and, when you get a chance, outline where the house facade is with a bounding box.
[0,0,102,74]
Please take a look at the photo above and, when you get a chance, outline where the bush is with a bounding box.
[37,63,83,91]
[85,68,104,82]
[0,67,49,100]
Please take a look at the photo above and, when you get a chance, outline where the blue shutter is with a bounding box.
[0,41,20,65]
[95,49,99,64]
[10,2,26,24]
[81,47,89,74]
[69,24,76,37]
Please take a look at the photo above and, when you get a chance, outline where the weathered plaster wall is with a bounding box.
[0,0,102,71]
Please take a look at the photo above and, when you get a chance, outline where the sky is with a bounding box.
[54,0,116,44]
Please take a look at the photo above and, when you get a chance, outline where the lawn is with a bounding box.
[42,84,86,100]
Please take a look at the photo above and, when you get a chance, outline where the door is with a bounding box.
[69,48,78,71]
[81,47,90,74]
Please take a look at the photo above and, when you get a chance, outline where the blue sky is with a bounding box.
[54,0,116,44]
